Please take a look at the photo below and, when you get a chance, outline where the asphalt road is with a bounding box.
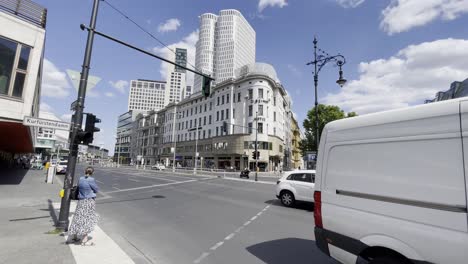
[73,163,337,264]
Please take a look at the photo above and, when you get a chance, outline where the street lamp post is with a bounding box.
[171,106,179,172]
[306,36,347,151]
[194,126,200,175]
[255,111,259,182]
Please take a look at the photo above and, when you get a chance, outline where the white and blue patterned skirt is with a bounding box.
[68,198,100,236]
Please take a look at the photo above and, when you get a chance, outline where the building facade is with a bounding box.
[291,115,303,170]
[128,79,167,111]
[113,110,140,164]
[131,63,293,172]
[165,48,187,104]
[0,0,47,166]
[194,9,256,92]
[425,78,468,103]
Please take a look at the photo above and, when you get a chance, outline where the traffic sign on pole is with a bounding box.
[23,116,71,131]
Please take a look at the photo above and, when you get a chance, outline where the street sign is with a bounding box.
[70,100,78,111]
[23,116,71,131]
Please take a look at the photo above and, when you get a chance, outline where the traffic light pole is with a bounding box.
[57,0,100,231]
[255,111,258,182]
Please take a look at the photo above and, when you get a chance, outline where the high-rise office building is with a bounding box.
[165,48,187,104]
[128,79,167,111]
[194,9,256,92]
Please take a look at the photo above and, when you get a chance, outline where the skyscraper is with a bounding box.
[128,79,167,111]
[194,9,256,91]
[166,48,187,103]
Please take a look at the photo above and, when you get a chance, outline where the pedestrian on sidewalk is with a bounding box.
[67,167,100,246]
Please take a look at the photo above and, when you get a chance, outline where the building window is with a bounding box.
[221,110,224,120]
[216,111,219,121]
[204,116,206,125]
[209,115,212,124]
[274,97,276,106]
[248,122,252,134]
[208,129,211,138]
[248,89,253,99]
[233,109,236,119]
[204,104,207,112]
[259,88,263,99]
[258,105,263,116]
[226,109,229,119]
[222,95,225,104]
[190,120,193,128]
[249,105,253,117]
[210,102,213,110]
[199,117,201,127]
[274,111,276,121]
[217,97,220,105]
[238,92,241,102]
[227,94,230,103]
[216,127,219,136]
[203,130,206,139]
[258,123,263,134]
[0,36,31,98]
[274,127,276,135]
[191,108,193,115]
[194,119,197,127]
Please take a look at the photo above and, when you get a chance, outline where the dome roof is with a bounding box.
[235,63,280,83]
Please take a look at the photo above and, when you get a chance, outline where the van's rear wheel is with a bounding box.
[280,191,295,207]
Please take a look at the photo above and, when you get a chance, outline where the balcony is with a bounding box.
[0,0,47,28]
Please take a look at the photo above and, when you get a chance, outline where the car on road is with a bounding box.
[151,164,166,170]
[56,160,68,174]
[314,98,468,264]
[275,170,315,207]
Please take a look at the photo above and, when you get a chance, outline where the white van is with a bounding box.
[314,98,468,264]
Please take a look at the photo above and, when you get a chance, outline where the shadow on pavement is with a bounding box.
[265,199,314,212]
[0,168,28,185]
[48,199,59,225]
[246,238,338,264]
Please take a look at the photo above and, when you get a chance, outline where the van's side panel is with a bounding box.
[319,101,468,263]
[457,100,468,231]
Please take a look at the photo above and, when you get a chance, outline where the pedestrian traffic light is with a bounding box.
[202,76,211,97]
[252,151,257,160]
[222,121,228,133]
[76,113,100,145]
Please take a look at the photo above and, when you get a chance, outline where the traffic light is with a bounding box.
[252,151,257,160]
[77,113,100,145]
[256,151,260,160]
[222,121,228,133]
[202,76,211,97]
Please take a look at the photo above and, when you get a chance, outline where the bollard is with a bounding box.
[46,166,55,184]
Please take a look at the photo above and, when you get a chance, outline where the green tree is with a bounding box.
[299,104,357,152]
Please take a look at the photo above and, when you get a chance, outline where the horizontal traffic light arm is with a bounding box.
[80,25,215,81]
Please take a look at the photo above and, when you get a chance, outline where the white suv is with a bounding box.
[275,170,315,207]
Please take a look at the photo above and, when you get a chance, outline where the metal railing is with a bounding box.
[0,0,47,28]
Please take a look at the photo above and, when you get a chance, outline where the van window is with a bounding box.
[305,173,315,183]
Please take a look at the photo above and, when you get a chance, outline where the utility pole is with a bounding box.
[57,0,100,231]
[313,37,319,151]
[255,111,258,182]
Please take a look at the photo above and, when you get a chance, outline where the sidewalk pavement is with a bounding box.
[0,168,75,264]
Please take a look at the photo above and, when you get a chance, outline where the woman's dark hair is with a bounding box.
[85,167,94,175]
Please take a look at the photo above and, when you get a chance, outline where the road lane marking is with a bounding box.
[128,178,140,182]
[193,205,271,263]
[96,179,104,184]
[224,233,235,240]
[105,179,197,194]
[193,252,210,264]
[210,241,224,250]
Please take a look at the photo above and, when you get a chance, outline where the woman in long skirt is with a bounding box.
[67,167,100,246]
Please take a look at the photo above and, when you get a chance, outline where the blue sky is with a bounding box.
[36,0,468,153]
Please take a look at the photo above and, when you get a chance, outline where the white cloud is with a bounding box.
[105,92,115,97]
[381,0,468,35]
[60,113,72,122]
[158,18,181,33]
[109,80,128,94]
[258,0,288,12]
[40,102,53,112]
[323,38,468,114]
[287,64,302,76]
[87,90,100,98]
[152,30,198,86]
[335,0,365,8]
[42,59,71,98]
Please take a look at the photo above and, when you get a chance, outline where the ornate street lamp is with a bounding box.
[306,36,347,151]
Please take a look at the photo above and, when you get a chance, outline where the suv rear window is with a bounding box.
[287,173,315,183]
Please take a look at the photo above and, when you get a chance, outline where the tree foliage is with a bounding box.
[299,104,357,153]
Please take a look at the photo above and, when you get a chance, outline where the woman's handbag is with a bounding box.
[70,186,79,200]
